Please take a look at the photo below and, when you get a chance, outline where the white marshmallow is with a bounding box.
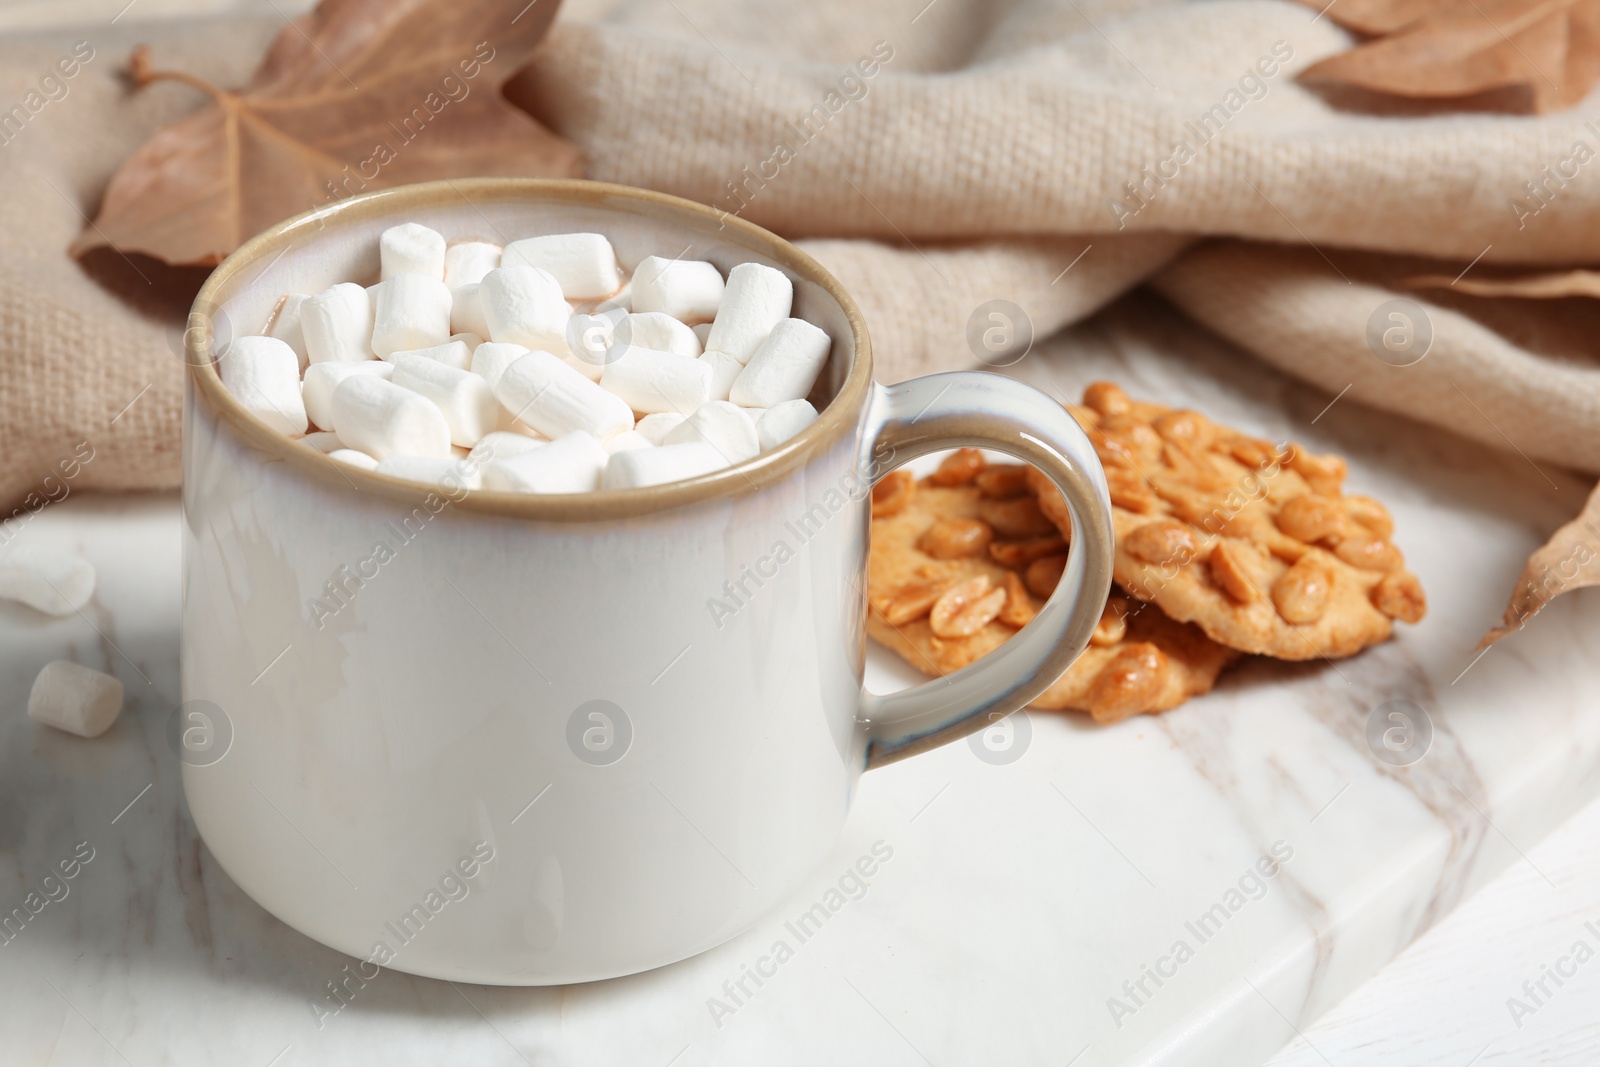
[503,233,621,299]
[372,273,453,358]
[495,351,634,440]
[602,442,727,490]
[692,322,712,347]
[484,431,608,493]
[730,318,831,408]
[701,350,744,402]
[443,240,502,288]
[633,412,687,445]
[380,223,446,280]
[268,293,310,371]
[616,312,702,358]
[468,430,546,465]
[705,262,793,363]
[375,454,481,491]
[663,401,760,464]
[28,660,123,738]
[757,398,819,450]
[631,256,724,324]
[481,266,571,354]
[384,339,471,371]
[450,282,492,339]
[302,360,394,432]
[603,430,654,454]
[218,335,307,435]
[601,346,713,415]
[302,282,375,364]
[391,355,498,447]
[330,375,452,459]
[328,448,380,470]
[450,332,484,352]
[299,431,343,453]
[595,280,631,315]
[470,342,530,391]
[0,545,95,616]
[565,309,626,380]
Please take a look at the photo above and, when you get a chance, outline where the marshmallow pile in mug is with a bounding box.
[217,224,830,492]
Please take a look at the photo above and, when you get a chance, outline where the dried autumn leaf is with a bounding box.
[1480,478,1600,646]
[1297,0,1600,114]
[1405,269,1600,298]
[73,0,584,266]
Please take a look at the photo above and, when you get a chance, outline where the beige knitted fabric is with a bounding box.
[4,0,1600,514]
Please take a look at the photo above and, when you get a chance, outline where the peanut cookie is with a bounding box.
[867,452,1240,723]
[1027,382,1426,662]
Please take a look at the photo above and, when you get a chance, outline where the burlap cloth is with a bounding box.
[4,0,1600,511]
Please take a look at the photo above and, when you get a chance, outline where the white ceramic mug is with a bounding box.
[181,179,1113,984]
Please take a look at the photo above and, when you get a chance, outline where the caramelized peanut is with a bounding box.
[1288,447,1347,497]
[1090,599,1129,647]
[871,469,915,517]
[1025,555,1068,598]
[1087,642,1168,723]
[974,465,1031,499]
[928,448,986,487]
[1333,536,1403,572]
[1209,538,1264,603]
[977,497,1058,539]
[1276,494,1347,543]
[989,536,1068,568]
[1123,519,1198,566]
[1373,570,1426,623]
[1229,437,1284,470]
[1271,554,1335,624]
[929,576,1007,638]
[1083,381,1132,417]
[875,580,950,625]
[1153,410,1215,450]
[1344,495,1395,540]
[917,518,994,559]
[998,571,1037,627]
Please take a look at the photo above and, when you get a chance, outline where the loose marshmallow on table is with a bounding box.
[470,342,530,391]
[380,223,446,280]
[756,399,819,450]
[730,318,831,408]
[218,335,307,434]
[495,351,634,440]
[268,294,309,371]
[443,241,502,288]
[469,430,546,465]
[302,282,375,363]
[391,355,498,447]
[705,262,792,363]
[28,660,123,738]
[633,412,686,445]
[484,431,609,493]
[385,338,471,371]
[375,455,481,490]
[481,266,571,354]
[330,374,452,460]
[503,233,621,300]
[302,360,394,432]
[616,312,701,357]
[601,346,713,415]
[372,273,453,358]
[663,401,759,464]
[450,282,491,339]
[701,350,743,402]
[328,448,380,470]
[631,256,724,323]
[0,545,95,615]
[602,442,726,490]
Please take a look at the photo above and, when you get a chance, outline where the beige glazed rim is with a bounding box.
[187,178,875,521]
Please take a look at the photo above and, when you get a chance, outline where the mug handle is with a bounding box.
[857,372,1114,768]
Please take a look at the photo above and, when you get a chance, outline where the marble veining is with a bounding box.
[4,293,1600,1065]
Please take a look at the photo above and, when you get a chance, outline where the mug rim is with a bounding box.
[187,178,874,521]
